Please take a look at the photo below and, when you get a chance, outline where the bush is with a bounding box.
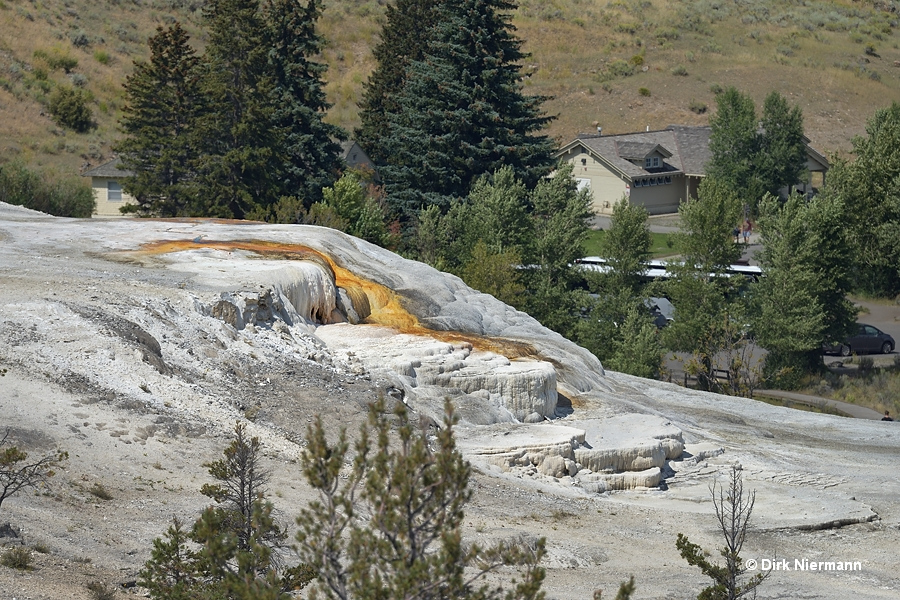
[33,48,78,73]
[68,73,88,88]
[88,483,113,500]
[93,50,111,65]
[1,547,32,570]
[606,59,635,79]
[0,162,95,217]
[68,30,90,48]
[689,99,708,114]
[638,87,651,97]
[48,86,93,132]
[671,64,689,76]
[86,581,116,600]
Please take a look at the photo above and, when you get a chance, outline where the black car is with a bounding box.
[825,324,895,356]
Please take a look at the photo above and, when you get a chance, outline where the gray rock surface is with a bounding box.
[1,204,899,599]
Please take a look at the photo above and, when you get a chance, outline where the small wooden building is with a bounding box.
[81,159,135,217]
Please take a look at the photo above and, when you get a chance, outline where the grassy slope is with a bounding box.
[1,0,899,180]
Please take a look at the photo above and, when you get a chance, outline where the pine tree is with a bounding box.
[356,0,449,165]
[116,23,203,216]
[265,0,346,205]
[139,423,312,600]
[295,397,547,600]
[380,0,555,219]
[193,0,275,219]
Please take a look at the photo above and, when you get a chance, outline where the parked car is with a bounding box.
[824,324,895,356]
[645,297,674,329]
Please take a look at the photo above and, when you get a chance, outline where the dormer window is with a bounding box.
[644,156,660,169]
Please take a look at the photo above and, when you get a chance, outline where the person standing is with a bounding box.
[742,219,752,244]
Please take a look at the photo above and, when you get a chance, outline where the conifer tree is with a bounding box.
[380,0,555,219]
[295,397,547,600]
[116,23,203,216]
[265,0,346,205]
[139,423,313,599]
[356,0,448,165]
[193,0,276,219]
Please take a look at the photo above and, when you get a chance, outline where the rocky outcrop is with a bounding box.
[315,325,558,423]
[457,414,684,491]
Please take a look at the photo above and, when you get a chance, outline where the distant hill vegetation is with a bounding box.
[1,0,899,176]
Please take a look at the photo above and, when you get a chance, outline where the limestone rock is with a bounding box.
[458,416,683,491]
[315,325,558,422]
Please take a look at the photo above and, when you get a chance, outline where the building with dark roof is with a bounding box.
[83,142,375,217]
[555,125,828,215]
[81,159,136,217]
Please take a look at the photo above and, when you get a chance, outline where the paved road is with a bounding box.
[590,213,762,264]
[754,389,885,420]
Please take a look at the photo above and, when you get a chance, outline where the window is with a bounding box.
[644,157,652,169]
[652,156,660,168]
[576,178,591,191]
[664,176,672,185]
[107,181,122,202]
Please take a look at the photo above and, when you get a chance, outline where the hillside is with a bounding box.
[1,0,899,179]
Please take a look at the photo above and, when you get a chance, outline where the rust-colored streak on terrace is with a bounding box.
[138,239,537,359]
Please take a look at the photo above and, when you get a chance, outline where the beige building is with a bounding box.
[82,159,136,217]
[83,143,375,218]
[556,125,829,215]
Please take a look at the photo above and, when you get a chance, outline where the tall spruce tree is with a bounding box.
[356,0,448,165]
[380,0,555,219]
[116,23,203,216]
[265,0,345,205]
[193,0,276,219]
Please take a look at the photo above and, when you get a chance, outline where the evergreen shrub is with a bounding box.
[48,86,93,132]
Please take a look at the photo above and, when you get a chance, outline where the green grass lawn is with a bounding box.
[582,230,676,258]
